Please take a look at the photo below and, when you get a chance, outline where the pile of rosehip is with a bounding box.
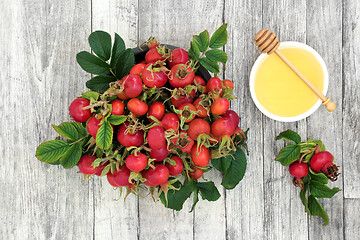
[68,42,243,194]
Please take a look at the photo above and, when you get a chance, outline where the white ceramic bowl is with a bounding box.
[249,41,329,122]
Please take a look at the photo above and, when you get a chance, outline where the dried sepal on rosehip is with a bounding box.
[142,60,169,88]
[310,151,340,181]
[173,103,198,129]
[211,118,236,157]
[169,62,195,88]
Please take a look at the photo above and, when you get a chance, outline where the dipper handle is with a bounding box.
[254,28,336,112]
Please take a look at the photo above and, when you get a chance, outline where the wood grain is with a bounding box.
[343,0,360,198]
[0,0,93,239]
[91,1,140,239]
[306,1,344,238]
[344,199,360,239]
[262,1,309,239]
[137,1,226,239]
[0,0,357,239]
[224,1,265,239]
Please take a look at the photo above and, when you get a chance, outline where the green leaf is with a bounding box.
[307,139,325,151]
[310,172,328,184]
[60,142,82,169]
[100,164,111,177]
[209,24,227,48]
[81,91,100,101]
[205,49,227,63]
[190,188,199,212]
[86,75,117,93]
[308,195,329,226]
[160,180,197,211]
[197,181,221,201]
[194,30,209,52]
[221,147,247,189]
[76,51,110,75]
[115,48,135,79]
[188,41,200,60]
[275,144,300,166]
[276,129,301,144]
[211,154,232,173]
[49,159,61,165]
[107,115,127,125]
[110,33,126,67]
[88,31,112,61]
[199,57,219,74]
[300,182,310,214]
[96,121,113,150]
[71,122,87,138]
[36,140,70,163]
[310,181,341,198]
[52,122,79,141]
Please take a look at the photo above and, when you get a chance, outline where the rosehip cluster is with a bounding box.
[68,40,245,192]
[289,150,339,188]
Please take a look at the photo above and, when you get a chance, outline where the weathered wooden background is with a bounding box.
[1,0,359,239]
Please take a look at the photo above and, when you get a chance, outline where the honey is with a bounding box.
[254,46,324,117]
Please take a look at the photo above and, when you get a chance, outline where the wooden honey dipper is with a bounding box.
[254,28,336,112]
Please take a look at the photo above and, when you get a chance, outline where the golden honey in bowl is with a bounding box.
[254,44,325,118]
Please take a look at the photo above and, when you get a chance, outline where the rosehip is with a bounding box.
[193,98,209,118]
[107,172,119,187]
[222,79,234,89]
[111,99,125,116]
[161,113,179,132]
[122,74,143,98]
[87,116,102,138]
[146,164,169,186]
[222,110,240,128]
[166,156,184,176]
[69,98,92,122]
[310,151,339,181]
[194,76,206,86]
[150,145,169,162]
[147,126,166,149]
[142,63,168,88]
[168,48,189,68]
[148,101,165,121]
[78,155,97,175]
[171,130,194,153]
[117,122,144,147]
[191,145,210,167]
[187,118,210,140]
[127,98,148,116]
[211,98,230,115]
[130,63,146,76]
[126,153,148,172]
[169,64,195,88]
[189,166,204,180]
[206,77,222,96]
[113,165,131,187]
[177,103,197,123]
[211,118,235,138]
[289,161,309,178]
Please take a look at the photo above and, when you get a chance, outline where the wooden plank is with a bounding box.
[344,199,360,239]
[306,1,344,239]
[262,1,309,239]
[137,1,225,239]
[343,0,360,198]
[223,1,265,239]
[91,1,139,239]
[0,0,93,239]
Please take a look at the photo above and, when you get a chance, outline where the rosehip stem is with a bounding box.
[109,68,117,78]
[69,137,85,145]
